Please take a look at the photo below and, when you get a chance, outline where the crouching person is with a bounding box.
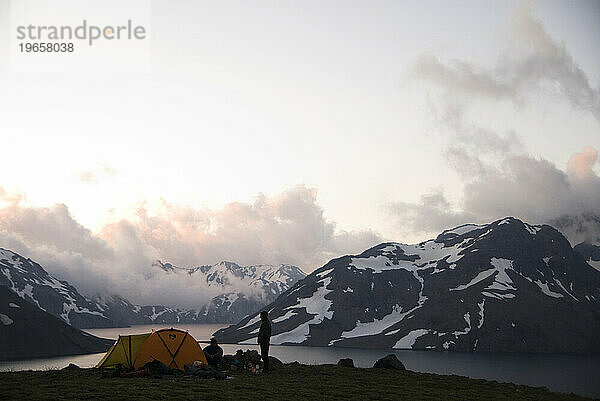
[203,338,224,368]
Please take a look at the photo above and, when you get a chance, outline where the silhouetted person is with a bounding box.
[203,337,223,368]
[258,310,271,372]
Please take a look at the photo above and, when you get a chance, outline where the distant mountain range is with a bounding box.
[152,260,305,323]
[0,249,305,328]
[215,217,600,354]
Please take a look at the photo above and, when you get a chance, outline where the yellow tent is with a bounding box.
[96,328,207,371]
[96,333,151,369]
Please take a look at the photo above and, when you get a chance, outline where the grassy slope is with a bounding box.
[0,364,591,401]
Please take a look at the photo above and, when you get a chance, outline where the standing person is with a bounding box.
[258,310,272,372]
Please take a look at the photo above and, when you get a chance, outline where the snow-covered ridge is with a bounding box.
[1,248,306,328]
[0,248,111,326]
[154,260,305,297]
[216,217,600,353]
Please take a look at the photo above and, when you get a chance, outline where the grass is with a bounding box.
[0,363,593,401]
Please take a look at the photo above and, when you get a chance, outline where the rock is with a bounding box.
[269,356,283,368]
[337,358,354,368]
[373,354,405,370]
[62,363,80,370]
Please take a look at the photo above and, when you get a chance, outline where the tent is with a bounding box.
[134,328,207,370]
[96,333,151,370]
[96,328,207,371]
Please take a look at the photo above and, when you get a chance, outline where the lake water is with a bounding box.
[1,324,598,398]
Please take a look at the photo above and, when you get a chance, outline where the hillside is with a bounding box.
[0,286,112,360]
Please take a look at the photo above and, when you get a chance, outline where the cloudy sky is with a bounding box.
[0,0,598,304]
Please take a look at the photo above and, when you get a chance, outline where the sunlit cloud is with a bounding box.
[76,163,116,184]
[0,185,383,308]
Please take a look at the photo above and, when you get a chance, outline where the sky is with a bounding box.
[0,0,598,305]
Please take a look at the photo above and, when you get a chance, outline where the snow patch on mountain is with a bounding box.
[0,313,14,325]
[524,223,542,235]
[533,280,563,298]
[450,269,497,291]
[350,239,467,273]
[148,306,168,321]
[556,279,579,301]
[60,301,105,324]
[341,304,409,339]
[487,258,516,291]
[239,316,261,331]
[477,300,485,329]
[223,293,239,310]
[272,309,298,323]
[270,277,333,344]
[441,224,485,237]
[452,313,471,337]
[393,329,430,349]
[451,258,516,298]
[316,269,333,278]
[587,259,600,270]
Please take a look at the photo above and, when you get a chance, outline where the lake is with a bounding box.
[1,324,598,398]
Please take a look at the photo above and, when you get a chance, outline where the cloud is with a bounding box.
[414,54,513,100]
[413,5,600,121]
[77,163,116,184]
[390,4,600,245]
[568,146,600,183]
[430,100,524,179]
[463,150,599,224]
[389,147,600,244]
[0,185,383,308]
[387,189,475,237]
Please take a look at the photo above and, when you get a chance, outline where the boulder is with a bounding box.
[269,356,284,368]
[373,354,405,370]
[337,358,355,368]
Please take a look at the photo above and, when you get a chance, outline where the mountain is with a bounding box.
[152,260,306,322]
[574,242,600,271]
[154,260,305,301]
[215,218,600,354]
[0,248,115,328]
[0,285,112,360]
[0,248,305,328]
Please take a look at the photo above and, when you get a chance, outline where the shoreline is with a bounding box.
[3,344,599,398]
[1,363,594,401]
